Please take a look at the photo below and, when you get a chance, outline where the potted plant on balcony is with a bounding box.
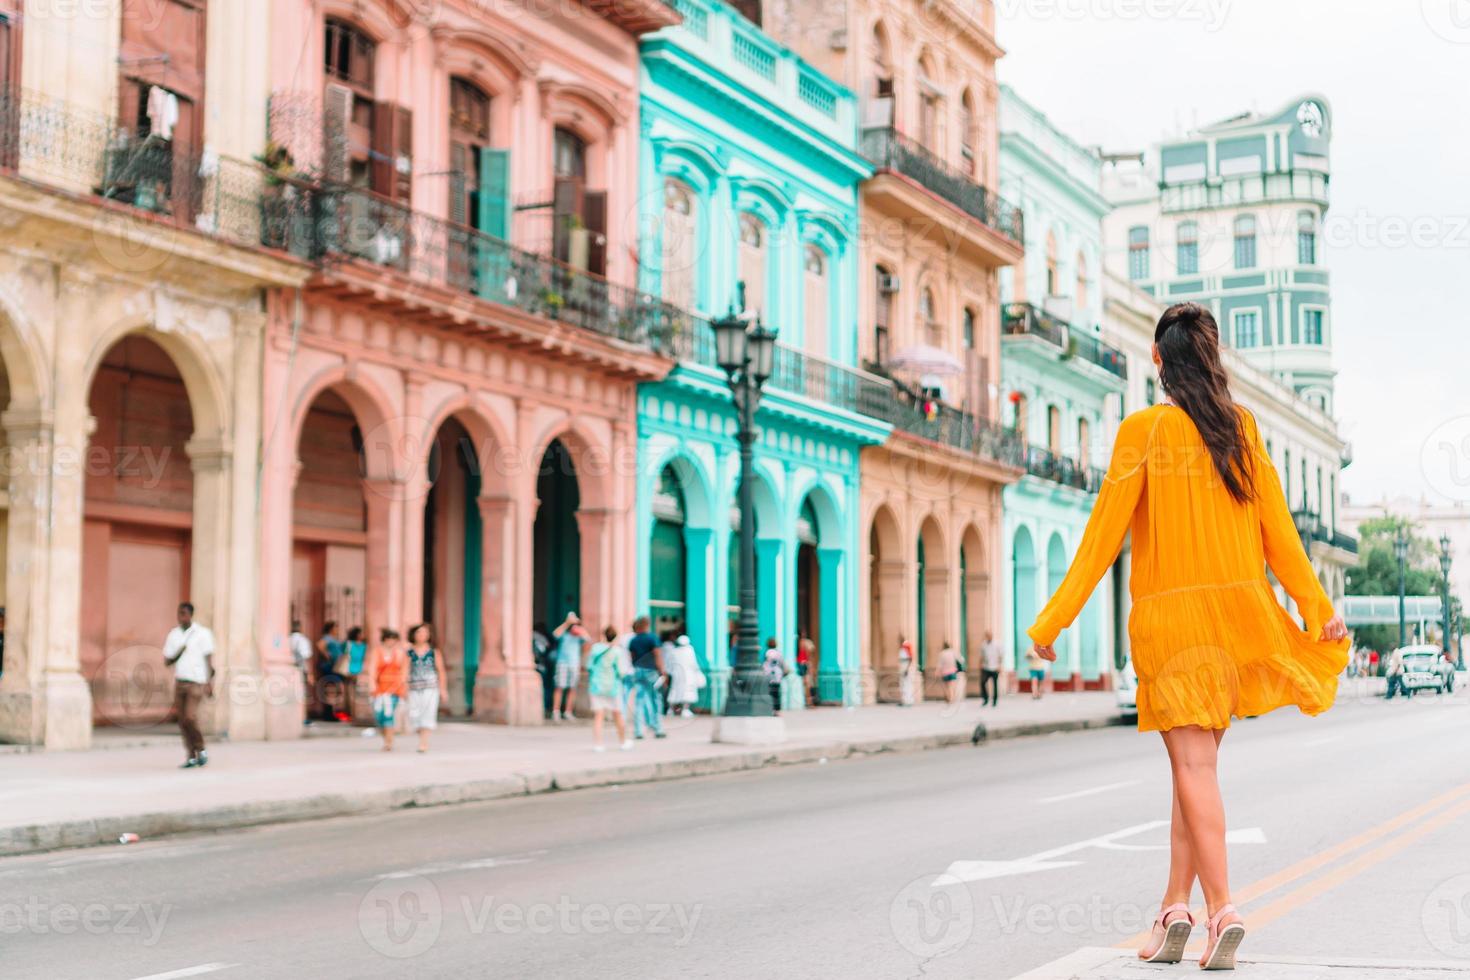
[256,140,310,253]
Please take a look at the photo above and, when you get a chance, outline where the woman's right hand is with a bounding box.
[1319,615,1347,642]
[1032,643,1057,662]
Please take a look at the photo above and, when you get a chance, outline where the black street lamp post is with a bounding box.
[1438,533,1453,664]
[1394,527,1409,651]
[711,289,779,736]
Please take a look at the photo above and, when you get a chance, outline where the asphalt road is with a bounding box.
[5,684,1470,980]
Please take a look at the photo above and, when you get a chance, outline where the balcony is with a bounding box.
[1002,302,1128,382]
[1023,444,1105,493]
[860,126,1024,264]
[1159,169,1329,213]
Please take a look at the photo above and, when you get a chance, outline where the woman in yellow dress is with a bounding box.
[1028,303,1348,970]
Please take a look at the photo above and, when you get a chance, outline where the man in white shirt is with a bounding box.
[979,631,1003,707]
[164,602,215,768]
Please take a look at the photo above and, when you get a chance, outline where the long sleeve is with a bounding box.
[1028,410,1154,647]
[1249,415,1335,635]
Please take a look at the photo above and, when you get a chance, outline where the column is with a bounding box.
[474,494,539,723]
[362,478,406,636]
[874,558,906,703]
[398,379,427,627]
[683,526,713,708]
[817,547,846,705]
[185,436,236,738]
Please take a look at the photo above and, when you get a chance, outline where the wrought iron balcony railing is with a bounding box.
[1024,444,1105,493]
[860,127,1024,243]
[882,400,1026,468]
[1002,302,1129,381]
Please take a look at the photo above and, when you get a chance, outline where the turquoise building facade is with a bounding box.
[635,0,886,709]
[997,86,1128,690]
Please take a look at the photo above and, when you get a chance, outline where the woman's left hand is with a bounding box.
[1032,643,1057,662]
[1319,615,1348,642]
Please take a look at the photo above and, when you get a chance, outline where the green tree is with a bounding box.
[1345,516,1458,654]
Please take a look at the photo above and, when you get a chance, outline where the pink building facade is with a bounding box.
[256,0,678,736]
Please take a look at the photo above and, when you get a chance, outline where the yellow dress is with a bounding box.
[1028,404,1349,732]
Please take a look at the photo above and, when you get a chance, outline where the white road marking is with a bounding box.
[1037,780,1139,804]
[367,851,545,881]
[127,964,237,980]
[936,821,1168,884]
[1098,826,1268,851]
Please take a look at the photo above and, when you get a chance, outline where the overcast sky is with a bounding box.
[994,0,1470,509]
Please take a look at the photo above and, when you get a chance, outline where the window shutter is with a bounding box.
[477,148,509,240]
[323,83,354,182]
[448,142,467,226]
[371,100,394,196]
[584,190,607,277]
[394,106,412,202]
[552,177,579,264]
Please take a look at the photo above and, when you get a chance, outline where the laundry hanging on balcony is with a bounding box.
[147,86,180,141]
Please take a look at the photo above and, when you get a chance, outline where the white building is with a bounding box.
[1340,496,1470,603]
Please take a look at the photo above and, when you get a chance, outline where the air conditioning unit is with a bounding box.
[828,28,847,50]
[878,273,901,294]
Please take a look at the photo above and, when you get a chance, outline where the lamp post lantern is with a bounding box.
[1438,533,1453,664]
[711,287,784,744]
[1394,527,1409,650]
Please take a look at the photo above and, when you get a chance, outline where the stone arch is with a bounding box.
[416,392,513,499]
[525,415,614,512]
[648,445,716,530]
[0,286,48,410]
[959,522,987,670]
[82,318,227,445]
[868,503,904,701]
[916,513,948,679]
[288,363,401,483]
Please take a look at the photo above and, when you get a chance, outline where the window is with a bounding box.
[870,23,895,119]
[1297,211,1317,265]
[553,128,606,275]
[554,128,587,180]
[1047,405,1061,453]
[738,213,768,315]
[1177,222,1198,275]
[1302,308,1324,345]
[1234,214,1257,269]
[326,18,375,89]
[1078,418,1090,469]
[1128,226,1150,280]
[448,77,492,227]
[962,307,975,350]
[960,89,977,177]
[1075,252,1088,314]
[1233,310,1260,348]
[1145,377,1157,405]
[917,54,940,153]
[1284,449,1291,503]
[874,266,893,363]
[919,287,936,325]
[803,244,829,357]
[661,179,698,309]
[1045,232,1059,297]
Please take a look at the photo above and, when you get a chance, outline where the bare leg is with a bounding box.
[1161,726,1233,915]
[418,728,430,752]
[1161,728,1223,907]
[613,708,627,743]
[592,708,604,745]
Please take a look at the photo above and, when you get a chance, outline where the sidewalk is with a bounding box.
[0,692,1124,856]
[1013,946,1469,978]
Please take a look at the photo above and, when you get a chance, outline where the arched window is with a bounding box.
[871,23,894,110]
[552,127,603,274]
[873,265,894,363]
[662,178,698,309]
[325,17,375,90]
[738,213,768,315]
[1047,405,1061,453]
[448,77,495,230]
[1045,232,1059,297]
[1234,214,1257,269]
[960,88,977,177]
[1077,417,1090,469]
[1128,226,1149,280]
[1177,221,1198,274]
[919,286,936,325]
[917,52,941,153]
[1297,210,1317,265]
[803,244,829,357]
[1075,251,1087,313]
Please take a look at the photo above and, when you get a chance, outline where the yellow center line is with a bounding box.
[1116,779,1470,949]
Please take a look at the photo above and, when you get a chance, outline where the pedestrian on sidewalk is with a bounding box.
[533,622,554,720]
[406,623,450,753]
[667,634,706,718]
[797,632,817,706]
[314,621,348,722]
[288,619,312,680]
[658,630,678,716]
[1026,303,1349,970]
[896,635,916,707]
[343,626,367,722]
[1025,645,1047,700]
[938,640,963,705]
[1385,647,1406,699]
[163,601,214,769]
[627,616,666,739]
[551,612,588,721]
[587,626,631,751]
[763,638,789,714]
[369,628,407,751]
[979,631,1002,706]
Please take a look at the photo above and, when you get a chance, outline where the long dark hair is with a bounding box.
[1154,303,1254,503]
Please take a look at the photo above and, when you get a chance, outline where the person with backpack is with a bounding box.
[762,638,789,714]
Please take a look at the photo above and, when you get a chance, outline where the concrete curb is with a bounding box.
[0,712,1127,857]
